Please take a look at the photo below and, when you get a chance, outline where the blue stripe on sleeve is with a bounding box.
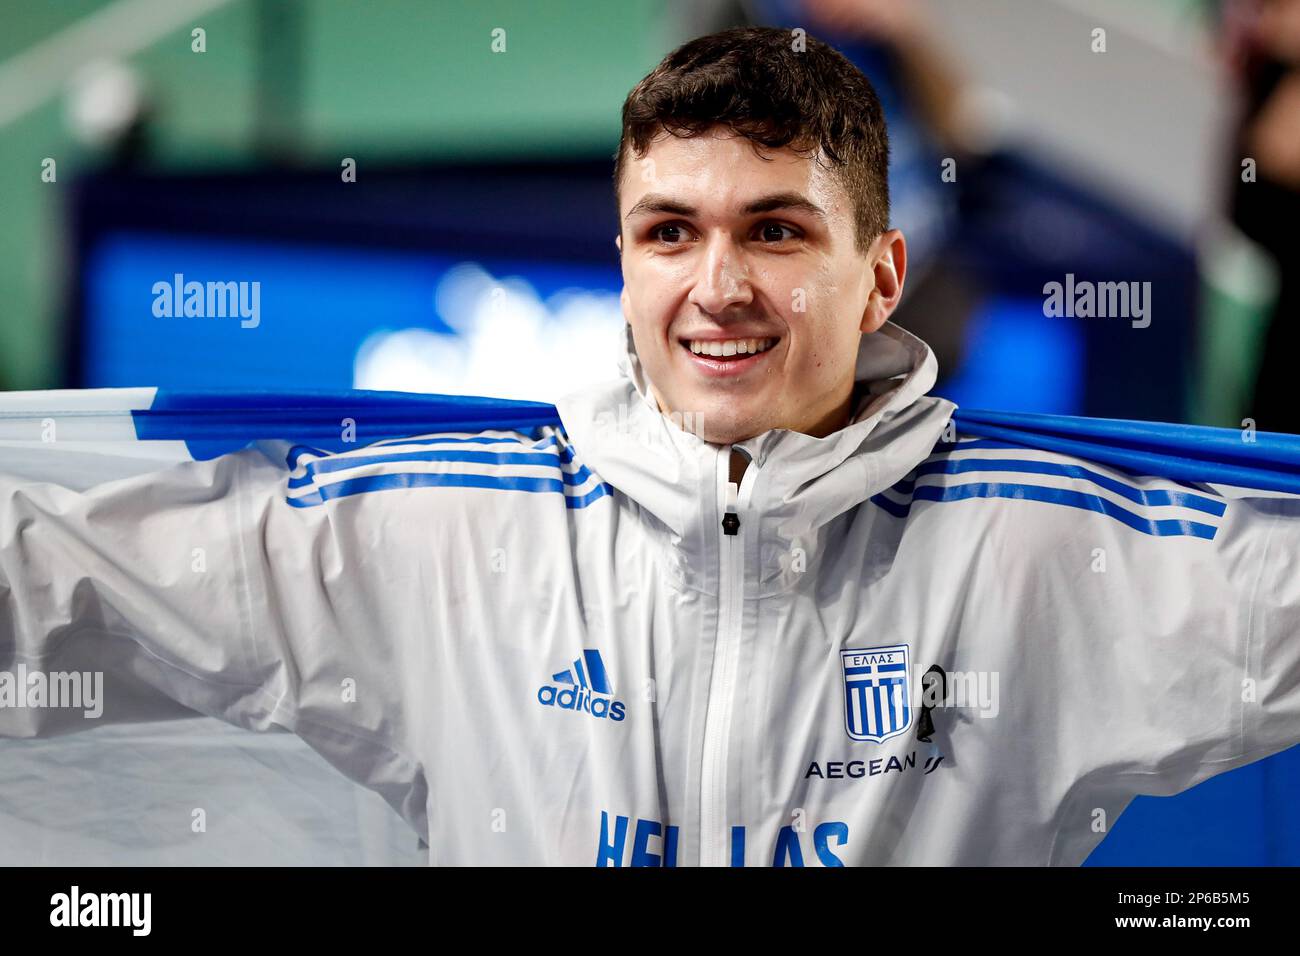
[872,481,1218,539]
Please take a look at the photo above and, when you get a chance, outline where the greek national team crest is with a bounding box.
[841,644,911,743]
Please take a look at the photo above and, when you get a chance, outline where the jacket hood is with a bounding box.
[554,320,957,595]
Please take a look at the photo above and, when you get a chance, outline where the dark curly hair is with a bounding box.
[614,26,891,254]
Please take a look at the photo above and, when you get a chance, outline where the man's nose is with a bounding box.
[687,234,754,315]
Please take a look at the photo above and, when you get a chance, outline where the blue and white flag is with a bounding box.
[2,386,1298,496]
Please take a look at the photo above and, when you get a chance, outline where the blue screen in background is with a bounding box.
[937,294,1085,416]
[1085,751,1300,865]
[83,232,625,397]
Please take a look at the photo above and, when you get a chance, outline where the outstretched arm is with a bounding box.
[0,442,431,837]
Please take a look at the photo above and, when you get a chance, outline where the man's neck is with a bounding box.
[729,449,750,486]
[726,383,866,486]
[650,380,863,488]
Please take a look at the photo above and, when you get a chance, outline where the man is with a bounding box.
[2,27,1299,866]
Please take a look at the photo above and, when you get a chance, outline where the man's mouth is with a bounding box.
[681,337,778,358]
[678,336,780,377]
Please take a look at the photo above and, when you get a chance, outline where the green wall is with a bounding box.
[0,0,670,389]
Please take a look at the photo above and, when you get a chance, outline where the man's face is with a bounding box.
[616,126,905,445]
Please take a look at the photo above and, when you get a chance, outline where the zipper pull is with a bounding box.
[722,480,740,535]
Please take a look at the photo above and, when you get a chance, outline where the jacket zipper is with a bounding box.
[699,447,754,866]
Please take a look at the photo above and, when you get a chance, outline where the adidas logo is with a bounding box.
[537,649,626,722]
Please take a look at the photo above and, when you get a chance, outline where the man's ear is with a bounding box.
[615,233,622,258]
[860,229,907,334]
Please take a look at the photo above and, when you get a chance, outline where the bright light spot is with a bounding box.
[64,59,143,147]
[354,262,624,401]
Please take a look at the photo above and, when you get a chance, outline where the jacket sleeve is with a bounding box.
[1215,493,1300,775]
[1059,489,1300,799]
[0,444,430,836]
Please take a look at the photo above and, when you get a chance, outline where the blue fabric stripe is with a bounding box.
[869,492,911,519]
[565,482,613,509]
[285,447,591,490]
[286,444,330,470]
[137,388,562,461]
[952,414,1300,495]
[955,407,1300,468]
[287,433,561,471]
[872,481,1218,538]
[369,433,557,450]
[286,471,613,509]
[904,457,1225,515]
[936,439,1027,451]
[121,389,1300,493]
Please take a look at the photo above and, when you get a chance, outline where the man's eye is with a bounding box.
[757,222,799,243]
[651,223,693,244]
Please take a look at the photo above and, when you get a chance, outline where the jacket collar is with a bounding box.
[554,321,956,595]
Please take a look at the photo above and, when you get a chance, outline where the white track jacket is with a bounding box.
[1,321,1298,866]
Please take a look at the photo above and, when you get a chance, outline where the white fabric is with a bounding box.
[0,718,424,865]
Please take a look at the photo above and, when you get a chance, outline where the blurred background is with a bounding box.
[0,0,1296,865]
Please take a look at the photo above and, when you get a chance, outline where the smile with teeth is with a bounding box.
[684,337,778,357]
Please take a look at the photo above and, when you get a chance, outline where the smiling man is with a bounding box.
[613,32,905,485]
[618,128,906,485]
[2,26,1300,868]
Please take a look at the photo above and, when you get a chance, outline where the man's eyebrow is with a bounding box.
[623,191,829,223]
[623,193,695,221]
[740,192,828,222]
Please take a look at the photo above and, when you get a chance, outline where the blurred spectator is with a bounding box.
[1225,0,1300,432]
[750,0,998,388]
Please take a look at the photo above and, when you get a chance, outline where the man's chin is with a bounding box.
[652,388,779,444]
[691,412,774,446]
